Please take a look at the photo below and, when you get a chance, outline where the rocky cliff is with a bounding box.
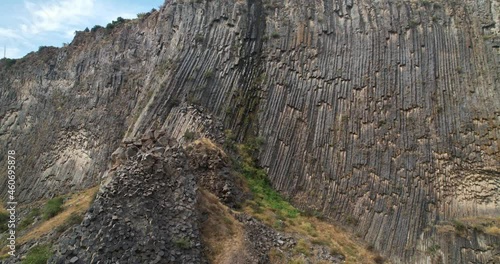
[1,0,499,263]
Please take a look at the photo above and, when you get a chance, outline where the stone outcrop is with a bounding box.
[0,0,499,263]
[46,116,243,263]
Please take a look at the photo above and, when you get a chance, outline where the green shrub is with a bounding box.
[106,17,126,30]
[57,213,83,233]
[302,222,318,237]
[330,246,342,256]
[408,19,420,28]
[294,239,311,256]
[302,209,317,218]
[195,33,204,43]
[420,0,433,7]
[0,212,8,232]
[204,70,214,79]
[236,138,299,219]
[42,197,64,220]
[91,25,103,32]
[2,58,17,69]
[373,255,385,264]
[311,238,331,246]
[290,257,306,264]
[19,208,41,230]
[345,215,359,226]
[173,237,191,249]
[427,244,440,255]
[67,213,83,225]
[22,244,52,264]
[137,12,150,19]
[273,219,285,230]
[116,17,125,24]
[183,131,196,141]
[453,220,467,234]
[223,129,237,151]
[37,46,49,52]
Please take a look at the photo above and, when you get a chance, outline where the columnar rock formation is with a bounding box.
[0,0,498,263]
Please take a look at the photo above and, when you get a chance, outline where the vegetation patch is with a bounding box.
[56,212,83,233]
[1,58,17,69]
[195,33,204,43]
[293,239,311,256]
[289,256,306,264]
[0,191,91,257]
[173,237,192,249]
[199,189,246,263]
[311,238,331,247]
[236,138,299,220]
[462,217,500,237]
[204,70,214,79]
[345,215,359,226]
[106,17,127,30]
[13,187,98,247]
[136,9,156,20]
[485,225,500,236]
[42,197,64,220]
[373,255,385,264]
[183,130,197,141]
[452,220,467,234]
[427,244,440,255]
[229,137,377,263]
[436,217,500,237]
[91,25,104,32]
[0,212,8,233]
[19,208,41,230]
[21,244,52,264]
[269,247,286,262]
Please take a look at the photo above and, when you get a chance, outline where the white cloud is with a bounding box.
[1,0,163,58]
[0,28,22,39]
[21,0,95,34]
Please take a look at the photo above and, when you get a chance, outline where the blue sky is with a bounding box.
[0,0,164,58]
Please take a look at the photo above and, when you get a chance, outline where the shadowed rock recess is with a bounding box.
[0,0,499,263]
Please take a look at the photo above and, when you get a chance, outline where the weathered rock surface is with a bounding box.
[45,120,247,264]
[51,143,206,264]
[1,0,499,263]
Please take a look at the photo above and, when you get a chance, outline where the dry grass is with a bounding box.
[232,137,377,264]
[190,138,228,161]
[0,200,6,213]
[18,186,98,244]
[243,202,377,264]
[436,216,500,237]
[269,248,287,263]
[0,186,98,256]
[195,138,379,263]
[192,138,226,153]
[199,189,251,264]
[436,224,455,234]
[462,216,500,236]
[485,226,500,236]
[301,217,376,264]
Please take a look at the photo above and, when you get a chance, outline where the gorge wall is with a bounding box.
[1,0,499,263]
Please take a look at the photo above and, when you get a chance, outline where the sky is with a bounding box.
[0,0,165,59]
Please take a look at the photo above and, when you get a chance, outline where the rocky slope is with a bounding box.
[1,0,499,263]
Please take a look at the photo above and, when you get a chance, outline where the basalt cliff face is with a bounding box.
[0,0,499,263]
